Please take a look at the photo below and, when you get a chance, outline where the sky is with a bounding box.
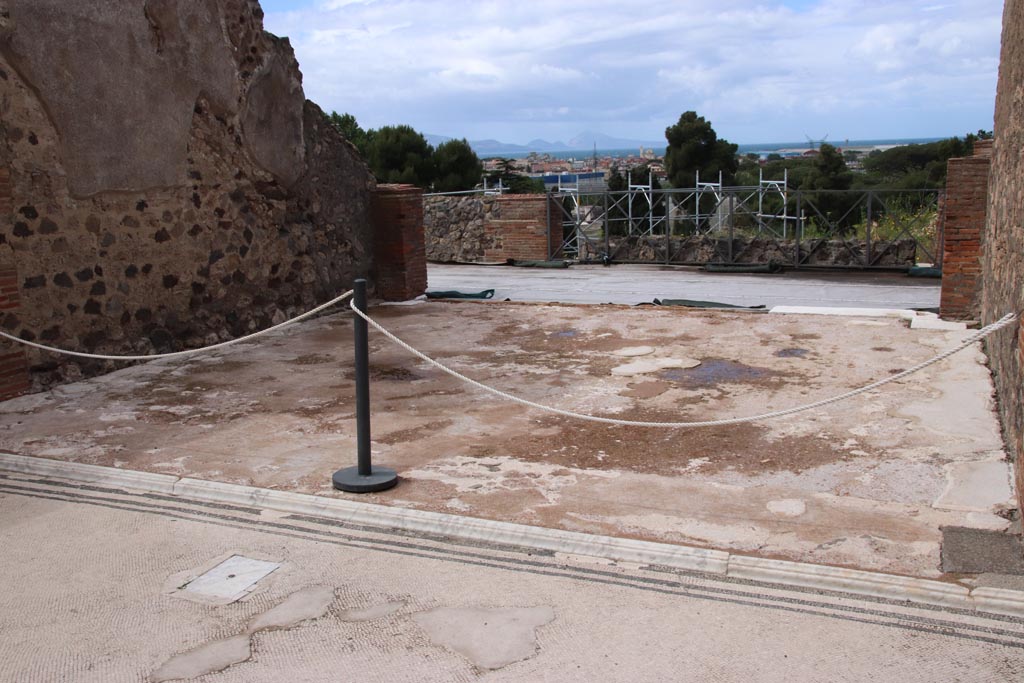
[260,0,1005,145]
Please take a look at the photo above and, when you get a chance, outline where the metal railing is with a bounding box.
[547,187,941,269]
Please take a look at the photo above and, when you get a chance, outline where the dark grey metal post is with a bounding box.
[865,191,874,267]
[333,279,398,493]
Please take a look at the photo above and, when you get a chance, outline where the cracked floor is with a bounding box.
[0,300,1015,577]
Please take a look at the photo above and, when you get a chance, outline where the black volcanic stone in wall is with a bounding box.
[13,222,31,237]
[39,218,58,234]
[209,249,224,264]
[154,228,171,242]
[90,281,106,295]
[18,206,38,219]
[125,264,138,278]
[141,264,153,274]
[148,328,173,348]
[75,268,94,282]
[84,299,101,315]
[136,308,152,323]
[53,272,73,288]
[162,274,179,288]
[82,330,108,348]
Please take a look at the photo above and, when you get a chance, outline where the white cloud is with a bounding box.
[262,0,1004,143]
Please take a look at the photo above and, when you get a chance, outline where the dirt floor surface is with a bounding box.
[0,300,1015,578]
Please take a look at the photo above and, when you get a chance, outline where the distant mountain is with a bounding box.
[423,131,664,156]
[568,130,664,151]
[423,133,454,147]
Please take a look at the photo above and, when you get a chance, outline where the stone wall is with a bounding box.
[940,153,991,320]
[426,193,917,268]
[982,0,1024,512]
[425,194,552,263]
[584,236,917,267]
[0,0,376,389]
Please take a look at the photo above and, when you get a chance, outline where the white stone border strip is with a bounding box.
[0,452,179,494]
[770,307,970,333]
[769,306,921,318]
[1,452,1022,618]
[171,476,728,575]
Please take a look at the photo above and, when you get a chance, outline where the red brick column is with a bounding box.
[371,184,427,301]
[483,194,554,262]
[0,167,30,400]
[939,156,990,320]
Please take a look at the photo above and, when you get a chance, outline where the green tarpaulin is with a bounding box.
[425,289,496,300]
[653,299,766,309]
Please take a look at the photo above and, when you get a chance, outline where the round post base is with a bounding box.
[332,466,399,493]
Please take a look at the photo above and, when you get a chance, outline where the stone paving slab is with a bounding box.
[0,299,1013,579]
[426,263,942,309]
[3,482,1022,682]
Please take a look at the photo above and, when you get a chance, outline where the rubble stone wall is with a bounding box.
[982,0,1024,511]
[0,0,375,389]
[424,194,501,262]
[425,193,552,263]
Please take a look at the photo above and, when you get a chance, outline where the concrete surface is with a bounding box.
[0,299,1012,578]
[1,475,1022,682]
[426,263,942,309]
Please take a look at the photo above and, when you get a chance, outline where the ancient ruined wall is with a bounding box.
[372,185,427,300]
[425,194,503,262]
[0,0,375,388]
[425,193,554,263]
[982,0,1024,510]
[940,153,990,320]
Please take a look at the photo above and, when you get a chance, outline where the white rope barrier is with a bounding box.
[351,301,1019,428]
[0,290,354,362]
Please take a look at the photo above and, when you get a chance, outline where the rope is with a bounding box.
[0,290,354,362]
[351,301,1019,428]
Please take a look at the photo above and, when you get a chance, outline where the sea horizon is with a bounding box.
[486,136,947,160]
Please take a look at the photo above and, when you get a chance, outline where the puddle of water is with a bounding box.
[659,359,769,386]
[551,330,577,338]
[774,348,809,358]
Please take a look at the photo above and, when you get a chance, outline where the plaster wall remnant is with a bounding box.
[0,0,377,390]
[983,0,1024,512]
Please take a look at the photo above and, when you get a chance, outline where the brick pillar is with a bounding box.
[939,155,990,320]
[0,167,30,400]
[370,184,427,301]
[483,194,555,262]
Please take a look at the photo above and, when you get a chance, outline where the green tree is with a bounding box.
[803,143,857,235]
[805,143,853,192]
[664,111,739,188]
[488,158,543,194]
[328,111,371,156]
[365,125,436,188]
[433,139,482,192]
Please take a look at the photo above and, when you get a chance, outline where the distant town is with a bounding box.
[479,138,939,192]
